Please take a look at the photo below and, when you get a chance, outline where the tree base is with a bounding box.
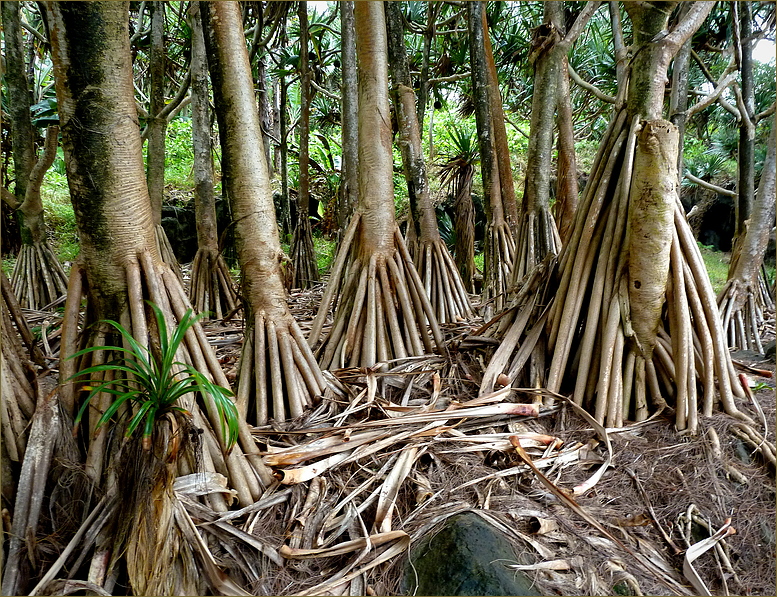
[189,247,238,319]
[290,219,319,290]
[409,238,474,324]
[10,240,68,310]
[482,221,515,319]
[309,213,445,371]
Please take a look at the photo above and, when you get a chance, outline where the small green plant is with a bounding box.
[68,301,238,452]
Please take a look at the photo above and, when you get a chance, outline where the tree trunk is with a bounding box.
[719,123,776,352]
[416,3,440,131]
[1,1,36,203]
[386,2,473,323]
[309,2,445,370]
[290,1,319,289]
[187,2,237,319]
[469,1,514,317]
[338,1,358,235]
[482,2,754,436]
[146,1,166,227]
[668,2,691,177]
[512,3,563,285]
[203,0,326,425]
[735,1,755,242]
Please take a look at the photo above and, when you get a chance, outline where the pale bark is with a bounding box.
[146,1,166,226]
[338,1,358,233]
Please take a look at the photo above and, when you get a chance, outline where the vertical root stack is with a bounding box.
[409,238,474,324]
[309,214,445,371]
[482,108,753,432]
[189,247,238,319]
[10,241,68,310]
[482,221,516,318]
[717,277,774,354]
[60,250,271,510]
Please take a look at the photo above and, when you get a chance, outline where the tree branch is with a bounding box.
[686,71,738,119]
[20,19,47,45]
[428,72,471,85]
[755,101,776,125]
[159,70,191,121]
[685,171,737,197]
[664,1,716,50]
[567,62,616,103]
[2,187,21,210]
[560,1,602,50]
[311,79,340,101]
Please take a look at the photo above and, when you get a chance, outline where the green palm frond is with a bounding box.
[68,301,239,452]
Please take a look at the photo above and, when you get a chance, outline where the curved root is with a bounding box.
[718,278,773,354]
[482,221,515,319]
[310,215,445,370]
[189,248,238,319]
[10,241,68,310]
[409,238,474,324]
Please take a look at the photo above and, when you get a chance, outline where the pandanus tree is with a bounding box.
[2,1,68,310]
[482,1,754,435]
[202,1,327,424]
[289,1,320,289]
[385,2,473,324]
[337,0,359,236]
[187,3,238,319]
[511,1,599,284]
[22,5,272,594]
[718,123,776,352]
[468,1,518,317]
[309,2,445,370]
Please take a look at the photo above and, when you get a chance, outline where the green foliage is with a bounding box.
[697,242,729,294]
[314,234,335,276]
[68,301,239,452]
[165,118,195,190]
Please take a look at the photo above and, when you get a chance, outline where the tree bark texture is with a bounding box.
[290,1,319,289]
[47,0,267,518]
[187,2,237,319]
[2,1,36,202]
[386,2,473,323]
[482,2,749,435]
[203,0,326,424]
[735,1,756,241]
[468,1,514,317]
[719,123,776,352]
[146,1,167,226]
[308,2,445,369]
[338,1,359,235]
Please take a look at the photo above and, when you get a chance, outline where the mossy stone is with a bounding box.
[403,512,540,596]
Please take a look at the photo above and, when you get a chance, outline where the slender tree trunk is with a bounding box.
[735,1,755,241]
[669,2,691,177]
[719,124,776,352]
[338,1,358,234]
[280,75,291,238]
[290,1,319,289]
[416,3,439,131]
[2,1,35,203]
[187,2,237,319]
[469,1,513,317]
[386,2,473,323]
[146,1,166,226]
[309,2,445,369]
[203,0,326,425]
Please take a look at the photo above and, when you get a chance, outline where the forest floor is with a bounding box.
[21,280,776,596]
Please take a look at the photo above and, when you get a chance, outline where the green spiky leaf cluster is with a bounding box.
[68,301,238,452]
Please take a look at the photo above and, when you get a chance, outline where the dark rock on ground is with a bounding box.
[403,511,539,596]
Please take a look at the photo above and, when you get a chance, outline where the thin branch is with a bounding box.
[428,72,471,85]
[560,1,602,50]
[311,79,340,101]
[504,114,530,139]
[129,2,148,45]
[685,172,737,197]
[686,71,738,119]
[664,1,716,51]
[754,101,776,125]
[20,20,47,45]
[159,70,191,120]
[2,187,21,210]
[567,62,616,103]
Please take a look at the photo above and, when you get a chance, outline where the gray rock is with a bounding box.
[403,512,540,596]
[764,340,776,360]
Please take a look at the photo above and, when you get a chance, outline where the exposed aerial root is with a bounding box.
[481,109,752,432]
[59,251,271,509]
[510,207,561,287]
[482,221,515,318]
[189,247,238,319]
[409,238,474,323]
[309,213,445,371]
[234,307,327,425]
[155,224,183,284]
[289,219,319,290]
[10,240,68,310]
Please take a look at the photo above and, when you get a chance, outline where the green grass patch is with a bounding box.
[314,235,336,277]
[697,242,730,295]
[474,252,484,272]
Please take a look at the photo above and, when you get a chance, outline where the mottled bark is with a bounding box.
[338,1,358,233]
[735,1,756,241]
[187,2,237,318]
[290,1,319,289]
[203,0,325,423]
[668,2,691,177]
[146,1,166,225]
[2,1,36,202]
